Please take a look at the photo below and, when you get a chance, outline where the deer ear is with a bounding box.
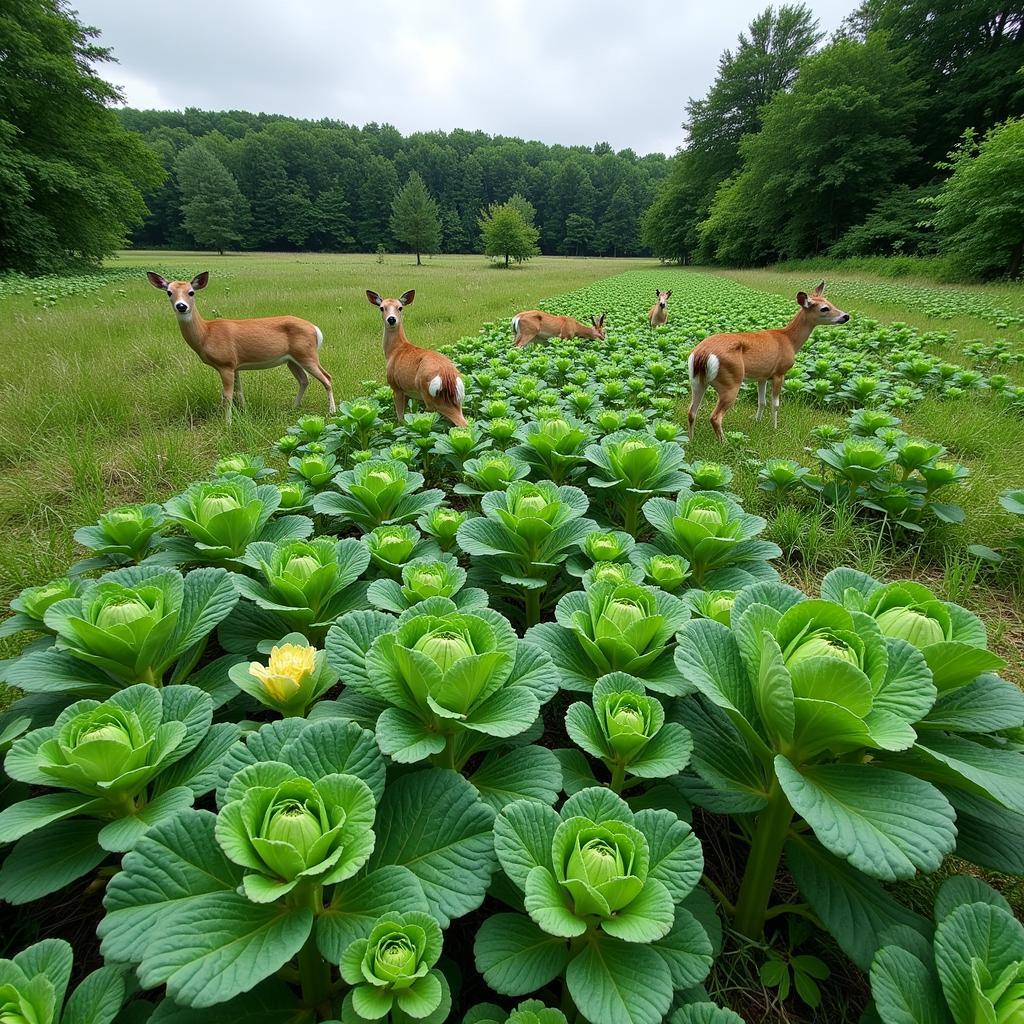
[147,272,169,290]
[191,272,209,290]
[400,290,415,306]
[813,280,826,295]
[599,313,607,326]
[797,291,810,308]
[366,290,383,307]
[591,316,598,327]
[666,290,671,298]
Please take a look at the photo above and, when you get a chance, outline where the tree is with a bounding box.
[932,118,1024,279]
[174,143,250,254]
[310,183,354,251]
[478,193,540,267]
[598,184,638,256]
[0,0,164,272]
[389,171,441,265]
[563,213,596,256]
[356,154,399,251]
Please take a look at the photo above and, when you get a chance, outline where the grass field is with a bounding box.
[3,251,1023,673]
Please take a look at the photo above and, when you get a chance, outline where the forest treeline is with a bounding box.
[2,0,1022,277]
[119,108,670,259]
[643,0,1024,278]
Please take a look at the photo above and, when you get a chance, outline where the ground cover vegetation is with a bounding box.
[2,266,1023,1024]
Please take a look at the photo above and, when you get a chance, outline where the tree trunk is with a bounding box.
[505,253,509,267]
[1008,240,1023,279]
[416,251,421,266]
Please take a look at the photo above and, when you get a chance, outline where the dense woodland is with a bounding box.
[2,0,1023,277]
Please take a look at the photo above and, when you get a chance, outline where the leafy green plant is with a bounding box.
[757,459,811,496]
[327,598,560,810]
[510,417,592,483]
[161,476,313,566]
[870,876,1024,1024]
[364,525,441,580]
[433,422,491,472]
[0,938,130,1024]
[214,452,276,480]
[455,453,531,498]
[0,578,81,647]
[527,578,690,695]
[475,788,713,1024]
[314,459,444,532]
[0,684,236,903]
[585,430,692,535]
[457,480,598,626]
[229,634,338,717]
[71,503,166,574]
[566,529,637,579]
[636,490,781,588]
[563,672,692,793]
[366,556,488,613]
[289,451,339,489]
[418,505,472,552]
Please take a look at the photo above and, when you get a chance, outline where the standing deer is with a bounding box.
[366,289,467,427]
[648,289,672,328]
[688,281,850,441]
[511,310,606,348]
[147,271,335,425]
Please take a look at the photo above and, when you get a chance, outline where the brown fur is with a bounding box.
[648,289,671,328]
[147,271,334,424]
[512,310,606,348]
[687,282,849,441]
[367,289,467,427]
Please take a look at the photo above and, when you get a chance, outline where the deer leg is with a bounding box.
[515,328,536,348]
[233,371,245,410]
[771,375,784,429]
[218,367,235,426]
[710,383,740,443]
[437,402,467,428]
[687,376,709,441]
[754,380,767,421]
[301,359,335,415]
[392,388,407,421]
[288,362,309,408]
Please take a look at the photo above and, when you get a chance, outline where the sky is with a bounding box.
[74,0,853,156]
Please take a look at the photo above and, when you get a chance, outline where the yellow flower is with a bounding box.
[249,643,316,703]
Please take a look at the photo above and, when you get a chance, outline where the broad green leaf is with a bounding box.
[923,643,1004,693]
[944,788,1024,875]
[524,865,587,937]
[674,618,758,728]
[97,786,195,852]
[100,810,312,1006]
[934,875,1012,923]
[317,865,429,963]
[670,1004,746,1024]
[908,734,1024,814]
[649,904,714,989]
[0,818,106,904]
[553,748,598,796]
[785,837,931,970]
[147,977,307,1023]
[0,792,104,843]
[468,746,562,814]
[934,902,1024,1024]
[325,610,397,691]
[600,876,675,943]
[280,720,387,800]
[874,638,936,724]
[368,769,495,925]
[61,965,128,1024]
[870,946,950,1024]
[152,722,241,798]
[375,707,445,763]
[776,757,956,880]
[921,674,1024,734]
[12,938,73,1008]
[566,936,674,1024]
[635,808,703,902]
[474,913,569,995]
[561,787,633,825]
[493,799,560,889]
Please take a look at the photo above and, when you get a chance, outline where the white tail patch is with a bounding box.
[428,374,443,397]
[314,326,323,348]
[455,377,465,405]
[512,316,520,336]
[705,353,720,382]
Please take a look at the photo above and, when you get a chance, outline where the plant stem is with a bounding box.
[733,775,795,940]
[609,759,627,794]
[295,885,331,1015]
[700,874,736,917]
[524,588,541,628]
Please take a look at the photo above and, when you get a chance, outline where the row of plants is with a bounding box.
[1,270,1022,1024]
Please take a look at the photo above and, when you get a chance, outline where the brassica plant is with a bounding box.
[161,476,313,565]
[366,556,488,613]
[327,598,561,810]
[528,578,690,695]
[672,575,1024,964]
[229,634,338,717]
[0,684,236,903]
[71,503,165,574]
[0,939,130,1024]
[566,529,636,579]
[510,417,592,483]
[289,451,339,489]
[314,459,444,532]
[870,876,1024,1024]
[418,505,472,552]
[455,452,531,498]
[4,565,238,701]
[457,480,598,626]
[635,490,781,588]
[585,430,692,535]
[475,788,713,1024]
[0,578,80,647]
[99,720,495,1015]
[364,525,441,580]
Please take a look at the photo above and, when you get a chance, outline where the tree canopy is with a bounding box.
[479,193,541,266]
[390,171,442,265]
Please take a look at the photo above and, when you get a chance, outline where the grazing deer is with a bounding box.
[147,271,335,425]
[366,289,467,427]
[648,289,672,328]
[688,281,850,441]
[511,310,606,348]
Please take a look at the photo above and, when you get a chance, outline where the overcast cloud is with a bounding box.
[74,0,853,155]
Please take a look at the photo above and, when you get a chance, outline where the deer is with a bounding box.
[511,310,606,348]
[648,289,672,328]
[147,271,335,425]
[687,281,850,441]
[366,289,467,427]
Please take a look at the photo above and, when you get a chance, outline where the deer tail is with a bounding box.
[428,367,465,407]
[688,348,719,384]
